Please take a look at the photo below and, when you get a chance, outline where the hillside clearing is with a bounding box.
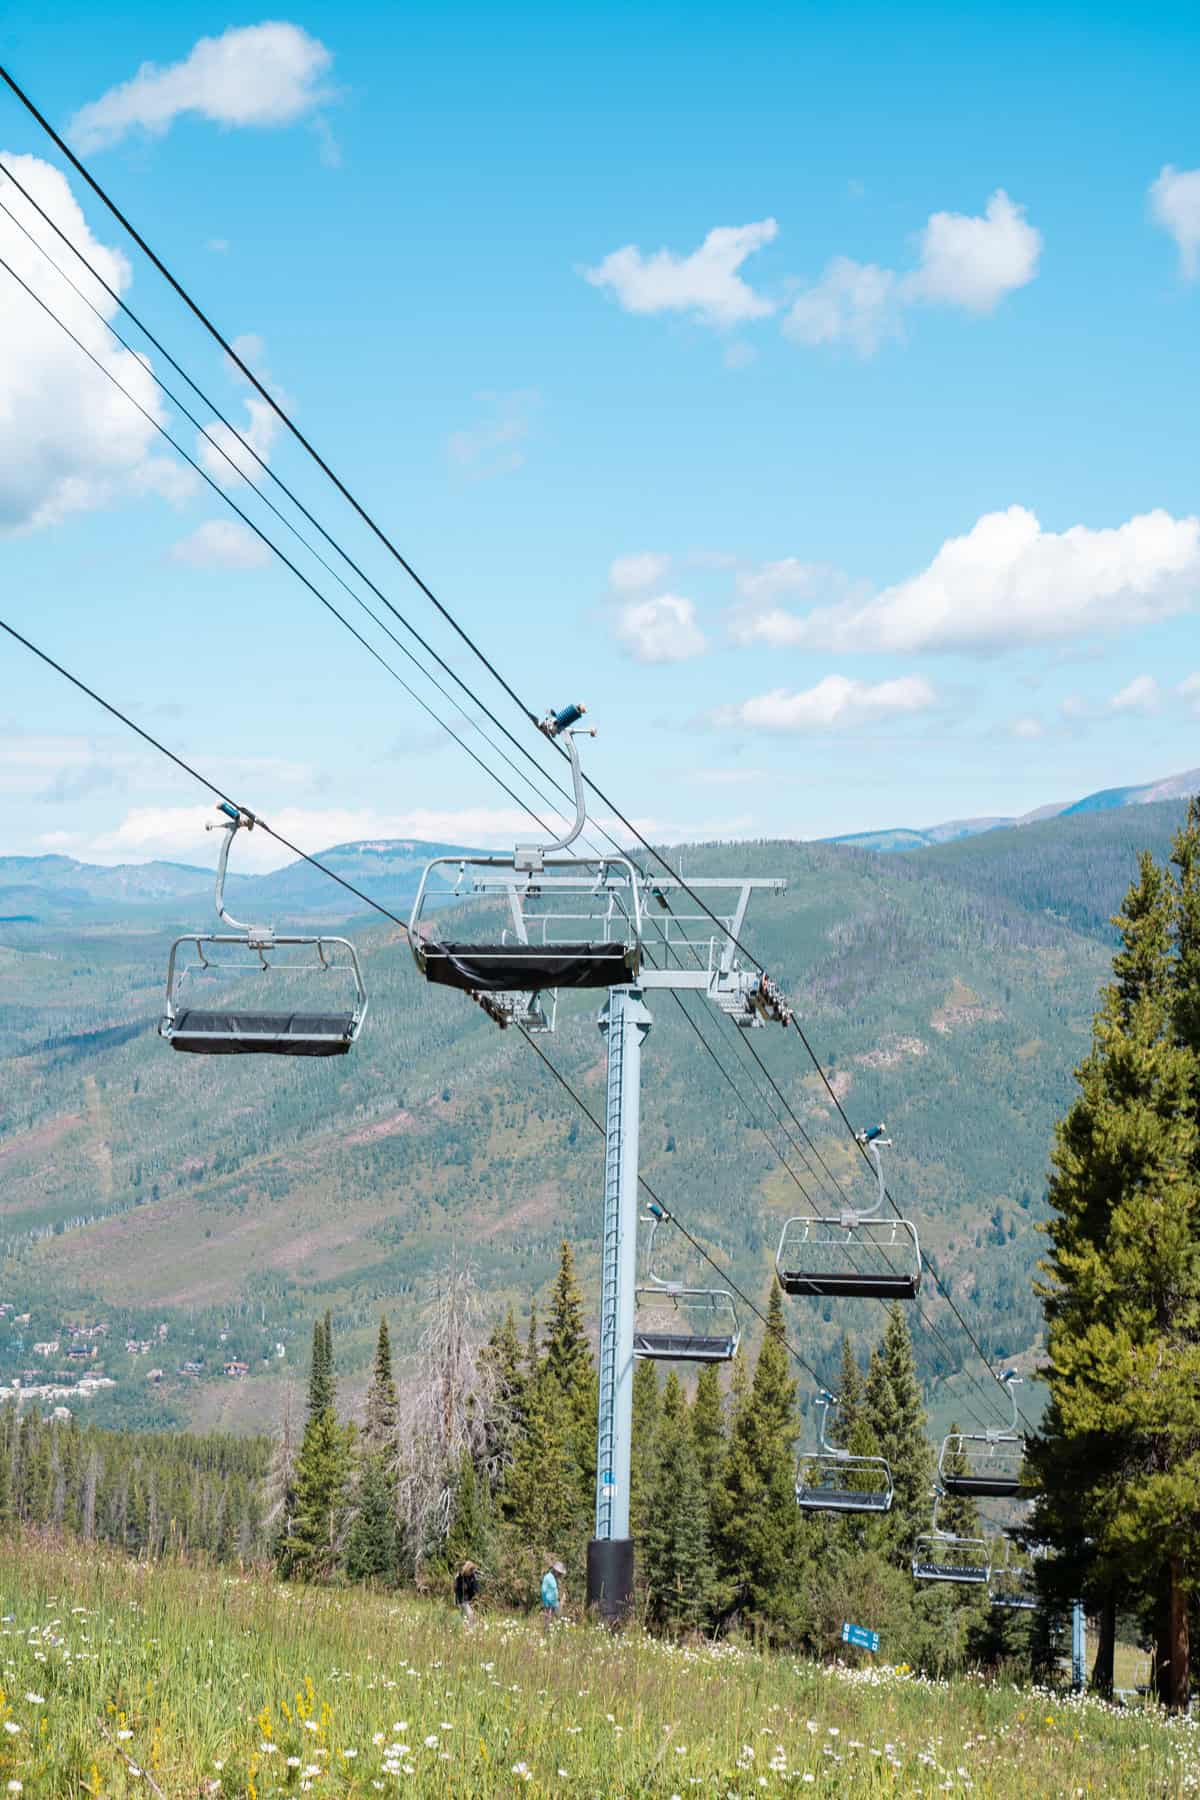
[0,1536,1195,1797]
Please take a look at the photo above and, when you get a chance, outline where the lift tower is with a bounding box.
[407,709,789,1619]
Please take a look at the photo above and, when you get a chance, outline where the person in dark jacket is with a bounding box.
[454,1560,479,1627]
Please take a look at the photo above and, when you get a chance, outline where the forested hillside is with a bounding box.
[0,800,1188,1432]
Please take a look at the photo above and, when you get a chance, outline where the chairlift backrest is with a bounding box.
[795,1390,894,1514]
[410,710,643,1006]
[632,1204,740,1362]
[159,806,367,1056]
[938,1373,1029,1498]
[911,1487,993,1585]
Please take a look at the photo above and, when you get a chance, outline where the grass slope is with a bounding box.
[0,1534,1193,1797]
[0,802,1189,1430]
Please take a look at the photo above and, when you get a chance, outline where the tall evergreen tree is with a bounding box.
[629,1358,661,1541]
[363,1316,398,1454]
[281,1315,352,1583]
[691,1362,726,1492]
[830,1336,864,1449]
[1034,844,1200,1709]
[644,1372,716,1633]
[863,1306,933,1554]
[711,1286,807,1641]
[307,1312,334,1421]
[345,1451,399,1585]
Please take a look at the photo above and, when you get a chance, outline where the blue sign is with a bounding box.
[602,1470,615,1485]
[841,1621,880,1653]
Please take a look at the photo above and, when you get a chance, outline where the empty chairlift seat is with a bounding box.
[795,1391,894,1514]
[938,1372,1029,1499]
[776,1127,922,1300]
[410,705,643,1022]
[160,805,367,1058]
[912,1491,993,1585]
[632,1203,740,1363]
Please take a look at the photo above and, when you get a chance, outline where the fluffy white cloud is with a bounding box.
[615,594,708,664]
[783,257,898,355]
[734,507,1200,653]
[1110,674,1163,716]
[197,394,280,487]
[784,190,1040,355]
[1150,165,1200,279]
[584,220,778,328]
[0,154,171,531]
[903,190,1041,312]
[735,558,841,603]
[69,23,334,153]
[710,674,936,732]
[170,519,271,569]
[609,551,671,592]
[1010,715,1045,739]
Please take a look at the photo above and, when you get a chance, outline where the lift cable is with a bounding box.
[0,74,1029,1420]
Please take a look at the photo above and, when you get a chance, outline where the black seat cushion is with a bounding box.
[634,1332,734,1360]
[169,1010,354,1056]
[422,941,636,993]
[778,1270,919,1299]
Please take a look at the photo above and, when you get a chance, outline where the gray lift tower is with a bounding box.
[407,707,790,1618]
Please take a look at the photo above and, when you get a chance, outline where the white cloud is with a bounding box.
[584,220,778,328]
[1150,165,1200,279]
[1010,715,1045,740]
[615,594,707,664]
[170,519,271,569]
[735,507,1200,653]
[1179,673,1200,715]
[783,257,898,355]
[1110,674,1163,716]
[0,732,142,801]
[197,394,280,488]
[609,551,671,592]
[0,155,169,531]
[85,803,554,870]
[69,23,334,153]
[902,190,1041,312]
[447,390,538,478]
[735,558,843,603]
[783,190,1040,355]
[710,674,936,732]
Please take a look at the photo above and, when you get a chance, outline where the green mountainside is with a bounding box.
[0,799,1188,1437]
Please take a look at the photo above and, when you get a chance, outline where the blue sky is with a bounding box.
[2,1,1200,869]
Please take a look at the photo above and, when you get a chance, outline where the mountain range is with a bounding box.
[825,765,1200,854]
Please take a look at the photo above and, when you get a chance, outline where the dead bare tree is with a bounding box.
[394,1262,504,1568]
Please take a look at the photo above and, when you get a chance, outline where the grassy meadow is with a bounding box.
[0,1536,1196,1797]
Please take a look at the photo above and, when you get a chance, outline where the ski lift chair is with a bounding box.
[990,1536,1039,1611]
[938,1372,1030,1498]
[160,805,367,1056]
[776,1127,921,1300]
[633,1203,739,1362]
[795,1390,893,1514]
[410,706,642,1016]
[911,1489,993,1586]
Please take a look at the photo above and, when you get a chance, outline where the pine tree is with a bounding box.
[542,1242,591,1408]
[830,1336,864,1449]
[443,1447,492,1574]
[629,1358,661,1541]
[307,1313,334,1421]
[363,1316,398,1454]
[481,1307,526,1481]
[711,1286,807,1641]
[1034,843,1200,1709]
[691,1362,726,1492]
[863,1306,933,1554]
[345,1450,399,1585]
[280,1314,352,1582]
[644,1372,716,1634]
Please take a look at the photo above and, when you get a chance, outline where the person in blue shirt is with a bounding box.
[540,1559,566,1628]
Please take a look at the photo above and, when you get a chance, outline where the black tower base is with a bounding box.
[587,1537,634,1624]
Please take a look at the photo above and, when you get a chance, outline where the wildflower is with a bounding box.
[342,1748,357,1759]
[287,1758,301,1769]
[511,1762,532,1782]
[424,1733,439,1747]
[118,1729,134,1741]
[23,1695,43,1706]
[2,1723,18,1736]
[7,1784,21,1795]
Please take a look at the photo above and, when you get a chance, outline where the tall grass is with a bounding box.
[0,1534,1195,1796]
